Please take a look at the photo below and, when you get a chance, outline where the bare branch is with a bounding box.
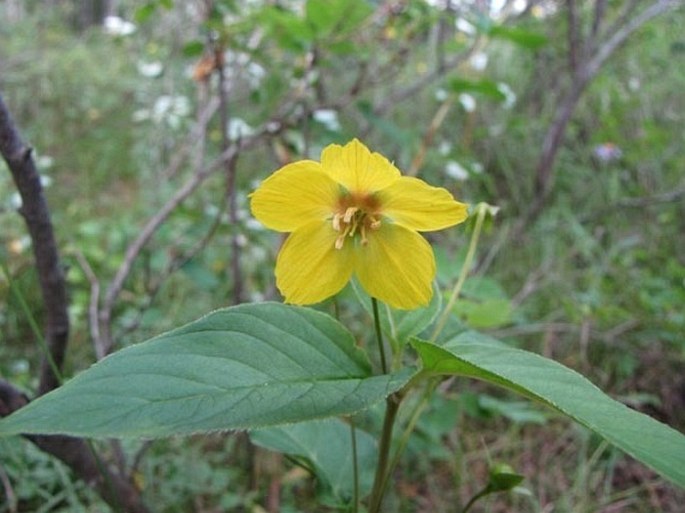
[0,94,68,396]
[98,130,265,354]
[584,0,677,81]
[72,249,103,359]
[567,0,581,73]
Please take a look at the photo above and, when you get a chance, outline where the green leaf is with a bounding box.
[306,0,373,37]
[413,338,685,488]
[489,26,548,50]
[134,2,157,23]
[0,304,413,438]
[251,418,377,504]
[182,40,206,58]
[448,78,507,102]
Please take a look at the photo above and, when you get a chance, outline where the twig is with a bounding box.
[214,41,243,305]
[72,249,103,359]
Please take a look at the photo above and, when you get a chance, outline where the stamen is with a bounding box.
[343,207,358,223]
[332,213,342,231]
[370,217,381,230]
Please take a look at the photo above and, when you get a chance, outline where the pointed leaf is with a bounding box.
[413,338,685,488]
[0,304,412,438]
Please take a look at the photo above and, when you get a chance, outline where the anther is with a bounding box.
[343,207,358,223]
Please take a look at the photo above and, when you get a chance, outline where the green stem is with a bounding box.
[431,203,488,342]
[382,378,439,494]
[368,394,401,513]
[350,419,359,513]
[371,297,388,374]
[462,487,489,513]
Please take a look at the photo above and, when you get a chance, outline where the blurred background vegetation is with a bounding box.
[1,0,684,511]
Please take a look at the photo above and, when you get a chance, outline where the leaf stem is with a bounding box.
[368,394,401,513]
[431,202,488,342]
[371,297,388,374]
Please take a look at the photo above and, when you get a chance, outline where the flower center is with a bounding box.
[331,195,382,250]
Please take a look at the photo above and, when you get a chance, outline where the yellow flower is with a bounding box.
[250,139,468,309]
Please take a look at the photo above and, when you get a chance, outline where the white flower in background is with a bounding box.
[103,16,136,36]
[40,175,53,188]
[246,62,266,88]
[628,77,641,91]
[312,109,341,132]
[228,118,255,140]
[438,141,452,156]
[445,161,470,181]
[137,61,164,78]
[470,52,488,71]
[245,218,264,231]
[434,88,449,102]
[10,192,22,209]
[497,82,516,109]
[459,93,476,112]
[455,18,476,35]
[471,162,484,174]
[35,155,54,170]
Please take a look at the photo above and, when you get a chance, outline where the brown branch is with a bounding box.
[0,380,152,513]
[214,42,243,305]
[0,94,153,513]
[98,130,265,354]
[520,0,677,232]
[567,0,581,73]
[0,93,68,397]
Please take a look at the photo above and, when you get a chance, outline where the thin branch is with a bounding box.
[0,93,68,396]
[214,41,243,305]
[589,0,608,49]
[520,0,677,232]
[98,130,264,354]
[72,249,103,359]
[583,0,677,81]
[567,0,581,73]
[373,37,482,115]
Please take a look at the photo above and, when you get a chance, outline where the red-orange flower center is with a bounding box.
[331,192,382,249]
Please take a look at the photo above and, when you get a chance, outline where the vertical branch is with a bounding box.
[521,0,677,232]
[0,94,68,396]
[0,94,153,513]
[215,44,243,305]
[566,0,581,73]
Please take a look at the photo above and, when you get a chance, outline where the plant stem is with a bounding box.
[0,260,62,386]
[431,202,488,342]
[371,297,388,374]
[461,488,489,513]
[350,419,359,513]
[368,394,401,513]
[383,378,439,493]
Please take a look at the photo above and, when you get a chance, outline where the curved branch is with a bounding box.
[0,93,68,396]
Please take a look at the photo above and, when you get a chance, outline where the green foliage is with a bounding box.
[413,338,685,488]
[251,418,377,506]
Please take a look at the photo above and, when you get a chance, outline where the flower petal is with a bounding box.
[276,221,355,305]
[355,224,435,309]
[250,161,339,232]
[321,139,400,194]
[379,176,469,231]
